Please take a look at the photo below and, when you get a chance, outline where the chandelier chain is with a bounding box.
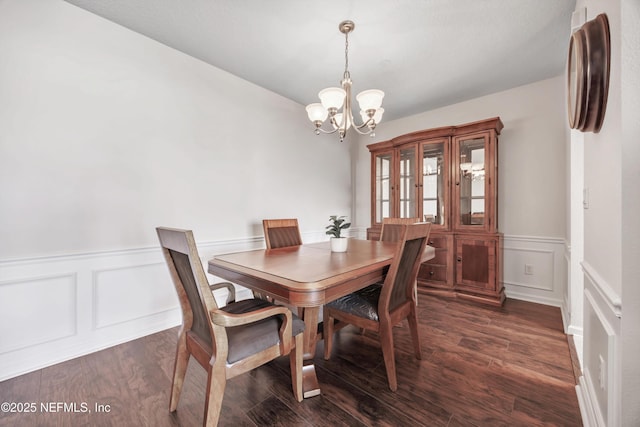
[344,30,350,79]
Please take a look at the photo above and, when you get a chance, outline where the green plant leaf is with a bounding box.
[326,215,350,238]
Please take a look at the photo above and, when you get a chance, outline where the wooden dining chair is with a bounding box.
[323,222,432,391]
[260,218,304,306]
[263,218,303,249]
[380,217,421,242]
[156,227,304,426]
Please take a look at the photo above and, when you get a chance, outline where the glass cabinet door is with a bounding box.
[455,133,489,230]
[374,151,393,223]
[398,146,417,218]
[421,139,448,228]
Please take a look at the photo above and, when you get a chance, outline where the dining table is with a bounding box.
[207,238,435,398]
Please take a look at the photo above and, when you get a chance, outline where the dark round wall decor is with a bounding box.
[567,13,610,133]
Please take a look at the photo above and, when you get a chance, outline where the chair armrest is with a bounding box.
[209,282,236,304]
[210,305,293,354]
[210,304,289,327]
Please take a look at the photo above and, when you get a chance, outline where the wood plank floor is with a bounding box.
[0,295,582,426]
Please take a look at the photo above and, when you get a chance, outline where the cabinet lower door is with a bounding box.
[455,236,498,295]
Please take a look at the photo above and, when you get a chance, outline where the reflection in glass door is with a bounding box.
[399,147,416,218]
[459,137,485,226]
[422,143,445,225]
[375,152,392,223]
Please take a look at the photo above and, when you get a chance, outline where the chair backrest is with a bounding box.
[380,223,431,313]
[263,218,303,249]
[380,217,421,242]
[157,227,218,349]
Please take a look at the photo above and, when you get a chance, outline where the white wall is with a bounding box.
[353,77,569,306]
[572,0,640,425]
[0,0,350,380]
[575,0,622,425]
[620,0,640,424]
[354,76,568,238]
[0,0,351,259]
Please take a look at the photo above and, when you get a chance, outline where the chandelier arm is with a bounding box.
[356,118,373,128]
[348,111,374,133]
[331,112,346,131]
[352,123,375,135]
[346,99,384,134]
[314,126,340,135]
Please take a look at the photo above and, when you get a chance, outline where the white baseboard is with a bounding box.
[577,375,599,427]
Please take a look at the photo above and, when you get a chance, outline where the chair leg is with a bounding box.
[379,322,398,392]
[290,333,304,402]
[169,331,190,412]
[203,361,226,427]
[323,309,334,360]
[408,307,422,360]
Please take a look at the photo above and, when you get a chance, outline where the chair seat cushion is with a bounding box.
[222,299,305,364]
[326,283,382,321]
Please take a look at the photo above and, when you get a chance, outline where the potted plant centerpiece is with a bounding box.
[326,215,351,252]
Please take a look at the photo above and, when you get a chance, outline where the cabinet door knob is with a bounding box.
[429,271,435,276]
[457,257,462,262]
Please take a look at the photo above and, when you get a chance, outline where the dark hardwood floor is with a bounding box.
[0,295,582,426]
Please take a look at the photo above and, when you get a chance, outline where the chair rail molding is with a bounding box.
[502,235,567,307]
[581,260,622,318]
[0,232,320,381]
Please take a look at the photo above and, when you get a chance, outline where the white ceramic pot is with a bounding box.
[330,237,348,252]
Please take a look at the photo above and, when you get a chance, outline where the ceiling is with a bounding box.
[63,0,576,122]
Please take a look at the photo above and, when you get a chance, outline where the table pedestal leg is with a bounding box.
[302,363,321,398]
[300,306,321,398]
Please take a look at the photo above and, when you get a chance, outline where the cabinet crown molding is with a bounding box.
[367,117,503,150]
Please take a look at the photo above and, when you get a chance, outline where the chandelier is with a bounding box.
[305,20,385,142]
[460,154,485,181]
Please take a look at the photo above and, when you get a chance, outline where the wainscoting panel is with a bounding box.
[0,231,567,381]
[0,247,182,381]
[0,273,77,354]
[0,232,328,381]
[355,229,568,306]
[93,262,176,329]
[502,235,567,306]
[577,262,621,427]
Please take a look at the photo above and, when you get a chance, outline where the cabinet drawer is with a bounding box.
[419,264,448,282]
[427,235,448,249]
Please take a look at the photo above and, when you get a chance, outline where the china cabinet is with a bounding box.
[367,117,504,305]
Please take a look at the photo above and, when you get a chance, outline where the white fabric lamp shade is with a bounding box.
[306,103,328,122]
[319,87,346,110]
[356,89,384,111]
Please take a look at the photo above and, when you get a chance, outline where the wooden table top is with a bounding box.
[208,239,435,306]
